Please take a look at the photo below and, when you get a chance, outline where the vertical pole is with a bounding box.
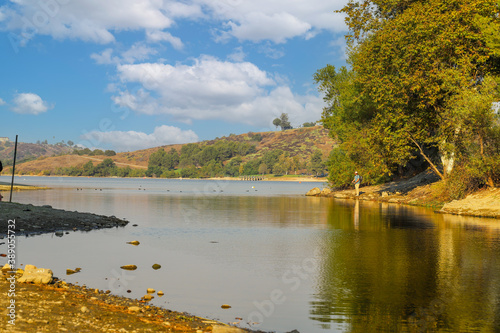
[9,135,18,203]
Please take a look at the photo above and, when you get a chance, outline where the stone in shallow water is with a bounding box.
[120,265,137,270]
[305,187,321,196]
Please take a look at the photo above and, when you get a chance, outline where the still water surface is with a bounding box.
[3,176,500,332]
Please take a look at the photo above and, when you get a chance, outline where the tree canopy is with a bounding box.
[316,0,500,191]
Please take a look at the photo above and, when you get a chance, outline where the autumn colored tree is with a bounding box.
[318,0,500,189]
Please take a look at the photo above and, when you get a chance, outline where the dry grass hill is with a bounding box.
[5,126,336,175]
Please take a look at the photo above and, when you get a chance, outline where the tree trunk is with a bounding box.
[408,135,445,181]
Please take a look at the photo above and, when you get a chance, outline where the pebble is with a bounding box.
[152,264,161,270]
[81,306,90,313]
[147,288,155,294]
[120,265,137,270]
[157,291,164,297]
[221,304,231,309]
[128,306,141,312]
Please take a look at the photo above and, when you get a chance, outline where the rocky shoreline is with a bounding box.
[0,276,260,332]
[306,170,500,219]
[0,203,270,333]
[0,202,129,236]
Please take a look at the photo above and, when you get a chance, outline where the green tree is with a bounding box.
[309,150,326,176]
[274,152,293,175]
[258,163,268,175]
[319,0,500,187]
[147,148,178,177]
[273,118,282,129]
[224,157,242,177]
[82,161,95,176]
[279,113,292,130]
[94,158,116,177]
[262,149,284,173]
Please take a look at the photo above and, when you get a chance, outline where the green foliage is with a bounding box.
[147,148,179,177]
[261,149,283,173]
[309,150,326,176]
[273,118,281,129]
[180,166,199,178]
[302,122,316,127]
[224,157,242,177]
[53,158,144,178]
[318,0,500,189]
[251,133,263,141]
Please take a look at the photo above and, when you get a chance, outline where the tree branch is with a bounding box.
[408,134,445,181]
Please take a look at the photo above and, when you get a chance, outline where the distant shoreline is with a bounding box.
[2,174,328,183]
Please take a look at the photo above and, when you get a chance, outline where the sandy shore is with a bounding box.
[0,203,268,333]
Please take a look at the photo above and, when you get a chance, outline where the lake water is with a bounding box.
[2,176,500,332]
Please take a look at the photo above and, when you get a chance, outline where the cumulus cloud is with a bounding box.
[224,12,311,44]
[111,56,324,127]
[204,0,347,43]
[1,0,347,45]
[11,93,52,115]
[227,46,246,62]
[91,43,159,65]
[80,125,199,152]
[2,0,175,44]
[146,30,184,50]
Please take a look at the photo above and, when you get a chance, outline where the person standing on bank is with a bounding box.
[352,171,361,197]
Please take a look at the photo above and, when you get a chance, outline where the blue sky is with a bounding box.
[0,0,348,152]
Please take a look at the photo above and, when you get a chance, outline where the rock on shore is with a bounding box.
[440,188,500,218]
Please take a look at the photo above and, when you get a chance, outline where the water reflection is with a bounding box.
[311,201,500,332]
[8,180,500,332]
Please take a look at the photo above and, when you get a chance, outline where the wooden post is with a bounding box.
[9,135,18,203]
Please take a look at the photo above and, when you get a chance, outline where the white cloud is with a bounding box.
[146,30,184,50]
[204,0,348,43]
[80,125,199,152]
[91,43,158,65]
[11,93,52,115]
[121,43,158,63]
[224,12,311,44]
[90,48,118,65]
[112,56,324,126]
[1,0,347,45]
[0,97,5,105]
[2,0,175,44]
[227,46,246,62]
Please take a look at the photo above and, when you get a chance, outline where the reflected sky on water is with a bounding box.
[2,176,500,332]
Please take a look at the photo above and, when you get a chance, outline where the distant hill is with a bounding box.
[8,126,336,176]
[0,140,74,166]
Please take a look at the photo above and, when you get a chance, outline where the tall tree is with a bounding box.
[320,0,500,185]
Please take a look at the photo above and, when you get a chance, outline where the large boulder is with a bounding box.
[320,188,332,196]
[17,265,53,284]
[306,187,321,196]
